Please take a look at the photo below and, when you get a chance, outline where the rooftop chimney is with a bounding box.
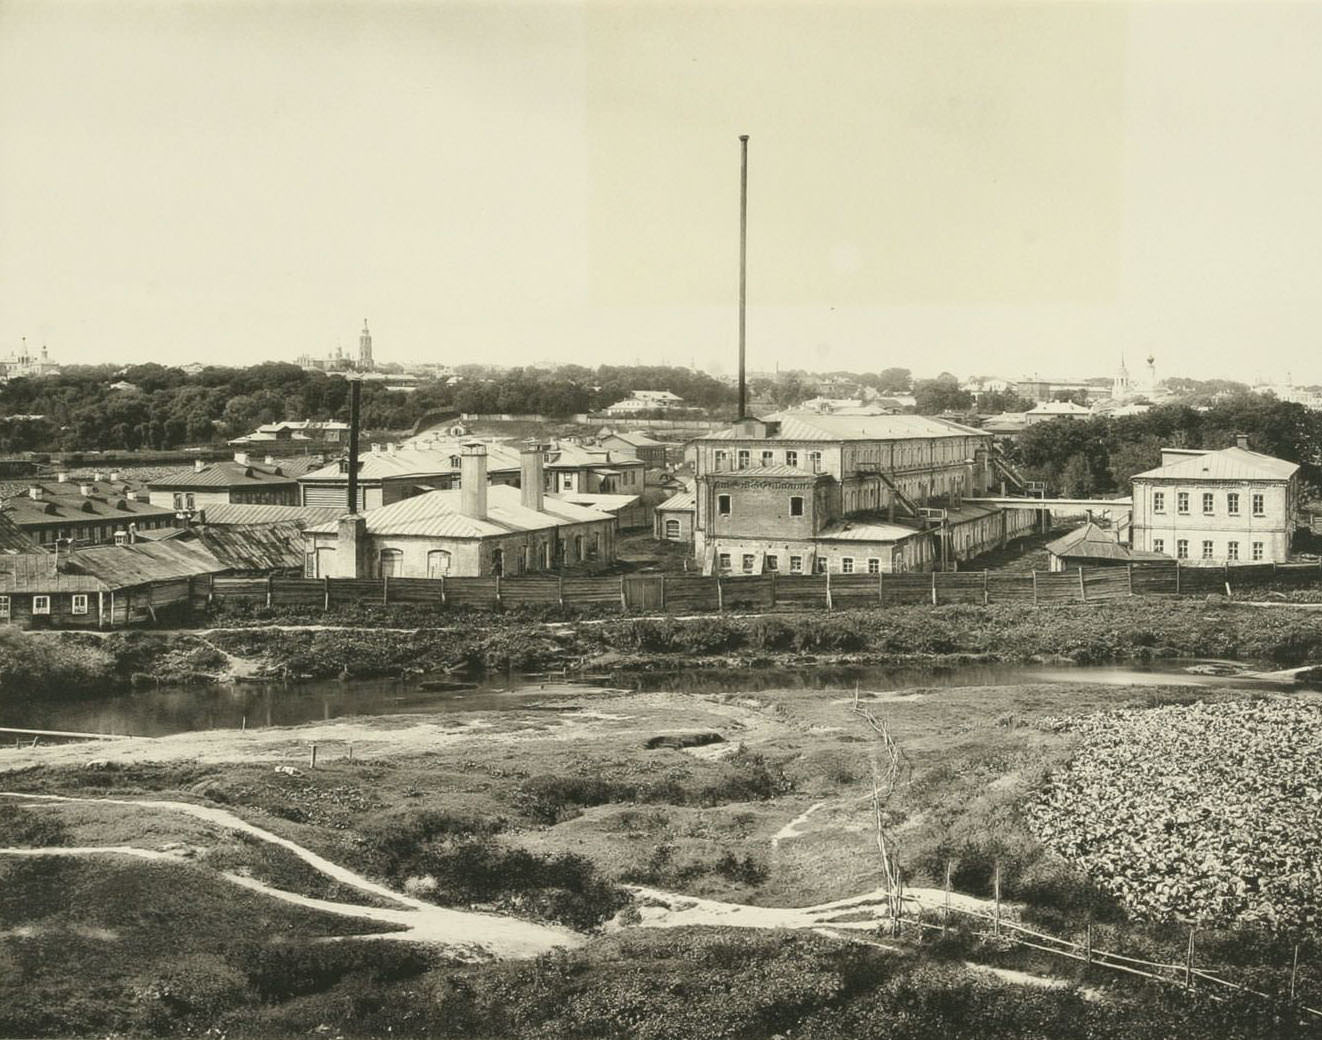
[29,485,42,501]
[194,458,206,473]
[80,483,93,497]
[460,443,488,520]
[264,454,275,465]
[233,451,250,467]
[520,443,544,512]
[108,470,119,482]
[56,470,68,483]
[1236,434,1250,450]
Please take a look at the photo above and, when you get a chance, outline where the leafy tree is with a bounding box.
[913,379,973,415]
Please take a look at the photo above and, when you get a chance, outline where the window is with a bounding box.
[173,492,185,510]
[765,555,778,571]
[1227,541,1239,561]
[789,496,804,517]
[841,557,855,574]
[491,548,505,576]
[590,533,601,560]
[814,557,828,574]
[761,450,773,466]
[1177,492,1189,515]
[664,518,681,540]
[868,558,880,575]
[0,596,9,619]
[785,450,798,468]
[718,552,732,572]
[378,549,403,577]
[1153,538,1165,554]
[32,595,50,616]
[1227,492,1240,515]
[789,555,803,573]
[714,450,727,469]
[1252,541,1264,561]
[426,549,451,577]
[1176,539,1189,559]
[71,593,89,615]
[1202,493,1214,514]
[717,494,731,517]
[742,554,755,573]
[1202,540,1214,560]
[808,451,822,473]
[737,449,750,470]
[1252,493,1265,517]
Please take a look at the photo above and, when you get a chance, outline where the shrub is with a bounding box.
[0,802,68,847]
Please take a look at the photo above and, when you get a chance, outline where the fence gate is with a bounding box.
[623,574,665,611]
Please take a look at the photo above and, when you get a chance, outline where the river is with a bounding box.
[3,658,1314,740]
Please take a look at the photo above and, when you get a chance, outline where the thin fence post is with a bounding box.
[660,573,667,611]
[716,575,724,611]
[825,568,833,611]
[439,574,447,607]
[557,573,564,611]
[208,571,215,608]
[1184,929,1195,990]
[943,860,952,925]
[619,575,627,614]
[1290,942,1300,1003]
[993,861,1001,937]
[983,569,989,606]
[878,570,884,607]
[382,574,390,604]
[931,570,938,606]
[1127,563,1134,596]
[266,574,273,609]
[309,744,318,770]
[323,575,330,611]
[1078,566,1087,602]
[494,573,501,608]
[1085,922,1093,965]
[1032,570,1039,605]
[1175,560,1181,595]
[768,569,776,608]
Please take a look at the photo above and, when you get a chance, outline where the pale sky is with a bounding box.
[3,1,1322,383]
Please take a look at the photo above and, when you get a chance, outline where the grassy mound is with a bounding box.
[1027,699,1322,928]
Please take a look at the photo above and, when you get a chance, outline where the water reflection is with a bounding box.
[1,659,1311,740]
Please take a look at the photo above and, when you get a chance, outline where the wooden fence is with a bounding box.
[187,559,1322,616]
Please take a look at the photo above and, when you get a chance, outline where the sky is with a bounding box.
[2,0,1322,384]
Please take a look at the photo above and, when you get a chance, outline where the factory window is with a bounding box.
[765,555,778,571]
[714,450,727,470]
[785,450,798,468]
[1202,493,1214,515]
[1177,492,1189,515]
[717,495,731,517]
[814,557,827,574]
[1153,538,1164,555]
[0,596,8,619]
[664,519,681,540]
[841,557,854,574]
[789,555,803,573]
[1152,492,1165,514]
[427,550,451,577]
[718,552,732,572]
[1227,541,1239,561]
[737,450,750,470]
[1252,493,1265,516]
[808,451,822,473]
[1176,539,1189,560]
[590,533,601,560]
[1227,492,1240,515]
[868,558,880,574]
[32,595,50,616]
[71,594,89,615]
[1252,541,1264,561]
[789,496,804,517]
[1201,540,1214,560]
[742,554,755,573]
[761,450,773,466]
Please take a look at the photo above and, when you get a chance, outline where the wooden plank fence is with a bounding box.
[185,558,1322,617]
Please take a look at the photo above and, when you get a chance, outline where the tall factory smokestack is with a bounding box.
[737,133,749,421]
[346,375,362,513]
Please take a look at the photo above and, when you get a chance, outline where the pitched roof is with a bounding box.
[303,484,615,540]
[149,460,299,489]
[553,493,642,514]
[655,491,695,512]
[194,522,306,571]
[699,412,987,443]
[0,540,227,593]
[544,443,643,469]
[0,512,43,553]
[816,519,926,543]
[1045,522,1168,562]
[298,443,524,483]
[1027,401,1091,415]
[606,431,665,447]
[1131,446,1300,482]
[3,484,174,526]
[197,502,348,526]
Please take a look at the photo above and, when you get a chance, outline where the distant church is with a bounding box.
[297,319,375,373]
[1113,353,1158,402]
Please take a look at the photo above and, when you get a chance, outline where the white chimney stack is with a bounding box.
[80,483,93,497]
[29,485,42,501]
[233,451,250,467]
[194,459,206,473]
[520,443,544,512]
[460,443,488,520]
[56,470,69,483]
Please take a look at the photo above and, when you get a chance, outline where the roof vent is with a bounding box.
[28,485,42,501]
[114,499,130,511]
[80,500,95,513]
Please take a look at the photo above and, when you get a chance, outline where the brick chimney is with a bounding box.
[1236,433,1250,450]
[460,443,488,520]
[80,483,93,497]
[520,443,544,512]
[233,451,250,466]
[337,514,368,578]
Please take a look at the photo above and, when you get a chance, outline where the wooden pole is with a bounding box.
[660,573,667,611]
[930,570,938,606]
[557,573,564,611]
[993,861,1001,936]
[768,569,776,608]
[324,575,331,611]
[825,567,832,611]
[309,744,318,769]
[943,860,952,925]
[1127,563,1134,596]
[1184,929,1195,990]
[266,574,273,608]
[1085,922,1092,965]
[1290,942,1300,1002]
[737,134,749,420]
[983,569,989,606]
[619,575,627,613]
[208,571,215,608]
[1031,570,1038,605]
[1175,560,1181,595]
[1078,566,1086,602]
[382,574,390,604]
[878,570,884,607]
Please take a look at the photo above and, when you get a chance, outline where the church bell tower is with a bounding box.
[358,319,373,370]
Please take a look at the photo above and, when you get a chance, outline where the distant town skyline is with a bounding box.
[4,2,1322,383]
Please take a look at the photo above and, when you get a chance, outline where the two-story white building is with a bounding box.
[1130,440,1301,564]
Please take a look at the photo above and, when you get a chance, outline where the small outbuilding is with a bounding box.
[1045,522,1166,571]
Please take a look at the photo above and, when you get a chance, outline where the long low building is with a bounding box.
[302,443,618,578]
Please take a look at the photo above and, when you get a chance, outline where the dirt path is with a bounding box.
[0,792,582,960]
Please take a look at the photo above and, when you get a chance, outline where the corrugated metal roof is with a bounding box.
[199,502,347,526]
[149,460,299,489]
[196,522,305,571]
[305,484,615,539]
[655,491,695,512]
[816,520,926,543]
[298,443,524,483]
[1045,522,1168,562]
[0,540,227,593]
[706,464,824,479]
[3,485,174,525]
[0,512,43,553]
[699,413,988,442]
[555,493,641,514]
[1132,446,1299,482]
[544,443,643,469]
